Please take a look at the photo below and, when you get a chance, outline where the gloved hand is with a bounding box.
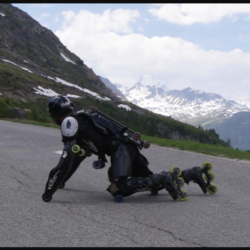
[141,140,150,149]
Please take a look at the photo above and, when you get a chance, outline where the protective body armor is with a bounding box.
[75,107,150,150]
[43,107,151,202]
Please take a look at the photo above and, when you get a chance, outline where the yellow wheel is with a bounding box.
[202,161,213,171]
[71,144,80,154]
[174,177,184,188]
[170,166,182,177]
[207,184,217,195]
[204,172,215,182]
[178,190,188,201]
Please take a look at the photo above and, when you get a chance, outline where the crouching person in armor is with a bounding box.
[42,95,188,203]
[106,142,180,201]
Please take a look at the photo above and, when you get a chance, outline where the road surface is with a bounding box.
[0,120,249,247]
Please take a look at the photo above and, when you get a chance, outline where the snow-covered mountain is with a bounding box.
[101,75,250,129]
[136,74,169,91]
[99,76,127,100]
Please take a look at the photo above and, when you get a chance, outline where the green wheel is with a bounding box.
[204,172,215,182]
[170,166,182,177]
[202,161,213,171]
[71,145,81,154]
[178,190,188,201]
[174,177,184,188]
[207,184,217,195]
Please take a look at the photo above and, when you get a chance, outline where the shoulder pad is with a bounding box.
[61,117,79,137]
[74,110,91,119]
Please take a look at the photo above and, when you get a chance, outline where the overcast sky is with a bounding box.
[12,3,250,103]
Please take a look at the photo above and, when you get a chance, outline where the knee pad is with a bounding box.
[110,143,133,179]
[131,153,153,177]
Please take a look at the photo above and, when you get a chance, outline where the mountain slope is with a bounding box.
[99,76,127,100]
[0,3,120,102]
[213,112,250,150]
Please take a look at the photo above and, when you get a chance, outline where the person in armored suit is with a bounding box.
[42,95,216,203]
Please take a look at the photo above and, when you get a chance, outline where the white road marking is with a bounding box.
[54,151,63,155]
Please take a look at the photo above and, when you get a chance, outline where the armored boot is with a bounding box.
[151,171,178,200]
[181,166,207,193]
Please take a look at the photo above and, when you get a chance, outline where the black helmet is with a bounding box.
[47,95,73,121]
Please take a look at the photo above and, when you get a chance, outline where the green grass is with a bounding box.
[143,134,250,161]
[1,118,250,162]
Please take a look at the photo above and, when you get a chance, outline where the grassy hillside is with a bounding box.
[0,91,228,146]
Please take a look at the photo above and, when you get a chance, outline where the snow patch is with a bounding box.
[40,74,111,101]
[66,94,81,98]
[2,59,33,73]
[118,104,131,111]
[0,13,5,17]
[33,86,82,99]
[1,59,110,101]
[55,77,111,100]
[60,53,76,65]
[33,86,59,97]
[236,101,250,109]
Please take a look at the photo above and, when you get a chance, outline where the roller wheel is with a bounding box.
[207,184,217,195]
[178,190,188,201]
[204,172,215,182]
[42,193,52,202]
[174,177,184,188]
[202,162,213,171]
[115,195,123,203]
[170,166,182,177]
[71,145,81,154]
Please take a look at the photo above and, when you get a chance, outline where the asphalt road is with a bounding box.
[0,120,249,247]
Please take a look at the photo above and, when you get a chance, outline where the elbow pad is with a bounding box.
[61,117,78,137]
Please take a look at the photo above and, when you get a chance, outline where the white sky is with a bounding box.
[12,3,250,102]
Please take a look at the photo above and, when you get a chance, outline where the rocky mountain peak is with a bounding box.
[102,75,250,129]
